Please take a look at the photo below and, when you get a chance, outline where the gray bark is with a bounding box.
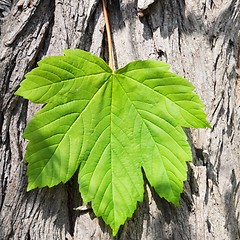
[0,0,239,239]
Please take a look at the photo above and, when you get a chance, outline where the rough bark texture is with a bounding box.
[0,0,240,239]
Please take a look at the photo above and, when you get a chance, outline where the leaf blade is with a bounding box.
[15,50,210,235]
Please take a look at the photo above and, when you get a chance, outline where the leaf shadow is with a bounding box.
[21,182,73,237]
[224,169,240,239]
[113,167,195,240]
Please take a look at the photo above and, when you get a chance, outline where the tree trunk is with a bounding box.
[0,0,239,239]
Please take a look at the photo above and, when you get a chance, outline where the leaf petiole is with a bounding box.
[102,0,114,72]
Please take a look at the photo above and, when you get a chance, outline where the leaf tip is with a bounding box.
[111,228,119,237]
[27,184,35,192]
[14,88,22,97]
[206,121,212,129]
[109,222,122,237]
[173,200,181,207]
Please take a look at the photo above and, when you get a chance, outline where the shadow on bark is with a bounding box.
[224,169,240,240]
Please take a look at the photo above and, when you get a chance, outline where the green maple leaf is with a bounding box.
[15,49,210,235]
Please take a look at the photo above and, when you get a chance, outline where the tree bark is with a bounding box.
[0,0,239,239]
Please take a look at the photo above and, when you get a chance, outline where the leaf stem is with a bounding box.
[102,0,114,71]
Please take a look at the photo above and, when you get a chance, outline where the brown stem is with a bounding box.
[102,0,114,71]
